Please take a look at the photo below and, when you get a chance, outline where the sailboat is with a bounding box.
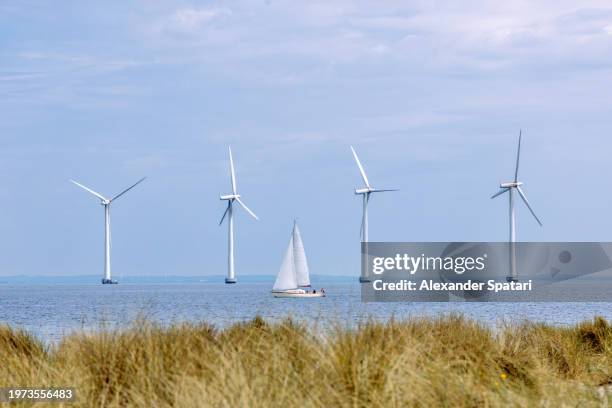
[272,221,325,298]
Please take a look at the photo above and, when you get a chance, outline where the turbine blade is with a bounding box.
[236,197,258,220]
[350,146,371,189]
[111,177,146,202]
[229,147,237,195]
[360,208,365,240]
[70,180,108,201]
[514,130,522,182]
[371,188,399,193]
[516,186,543,226]
[491,188,509,199]
[219,201,231,225]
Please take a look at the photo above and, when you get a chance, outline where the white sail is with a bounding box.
[272,236,298,291]
[292,222,310,287]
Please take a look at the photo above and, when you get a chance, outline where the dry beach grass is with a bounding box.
[1,314,612,407]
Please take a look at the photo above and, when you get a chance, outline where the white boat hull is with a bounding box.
[272,291,325,298]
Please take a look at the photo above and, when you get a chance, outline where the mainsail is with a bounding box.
[273,221,311,292]
[292,223,310,287]
[272,236,298,291]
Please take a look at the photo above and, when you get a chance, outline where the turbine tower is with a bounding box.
[490,131,542,282]
[350,146,398,282]
[219,147,258,284]
[70,177,146,284]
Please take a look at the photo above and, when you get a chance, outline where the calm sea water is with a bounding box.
[1,283,611,342]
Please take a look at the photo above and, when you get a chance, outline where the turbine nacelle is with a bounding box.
[220,194,240,200]
[355,187,398,195]
[500,182,523,188]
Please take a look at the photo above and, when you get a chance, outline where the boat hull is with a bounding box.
[272,291,325,298]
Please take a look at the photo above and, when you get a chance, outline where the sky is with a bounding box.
[1,1,612,278]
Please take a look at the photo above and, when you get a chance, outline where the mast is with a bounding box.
[508,188,517,282]
[360,193,370,282]
[104,204,111,282]
[226,203,236,283]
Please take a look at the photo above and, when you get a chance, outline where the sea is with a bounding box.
[1,279,612,342]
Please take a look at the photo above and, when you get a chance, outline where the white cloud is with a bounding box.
[163,7,232,34]
[0,72,45,81]
[7,1,612,112]
[131,1,612,81]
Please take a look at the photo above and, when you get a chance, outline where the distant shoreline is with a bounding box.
[0,274,355,285]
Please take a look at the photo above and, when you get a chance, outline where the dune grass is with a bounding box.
[1,315,612,407]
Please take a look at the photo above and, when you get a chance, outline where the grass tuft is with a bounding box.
[1,314,611,407]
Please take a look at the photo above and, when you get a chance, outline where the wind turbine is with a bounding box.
[219,147,258,284]
[490,131,542,282]
[350,146,398,282]
[70,177,146,284]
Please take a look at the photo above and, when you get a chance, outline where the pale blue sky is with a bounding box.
[1,1,612,277]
